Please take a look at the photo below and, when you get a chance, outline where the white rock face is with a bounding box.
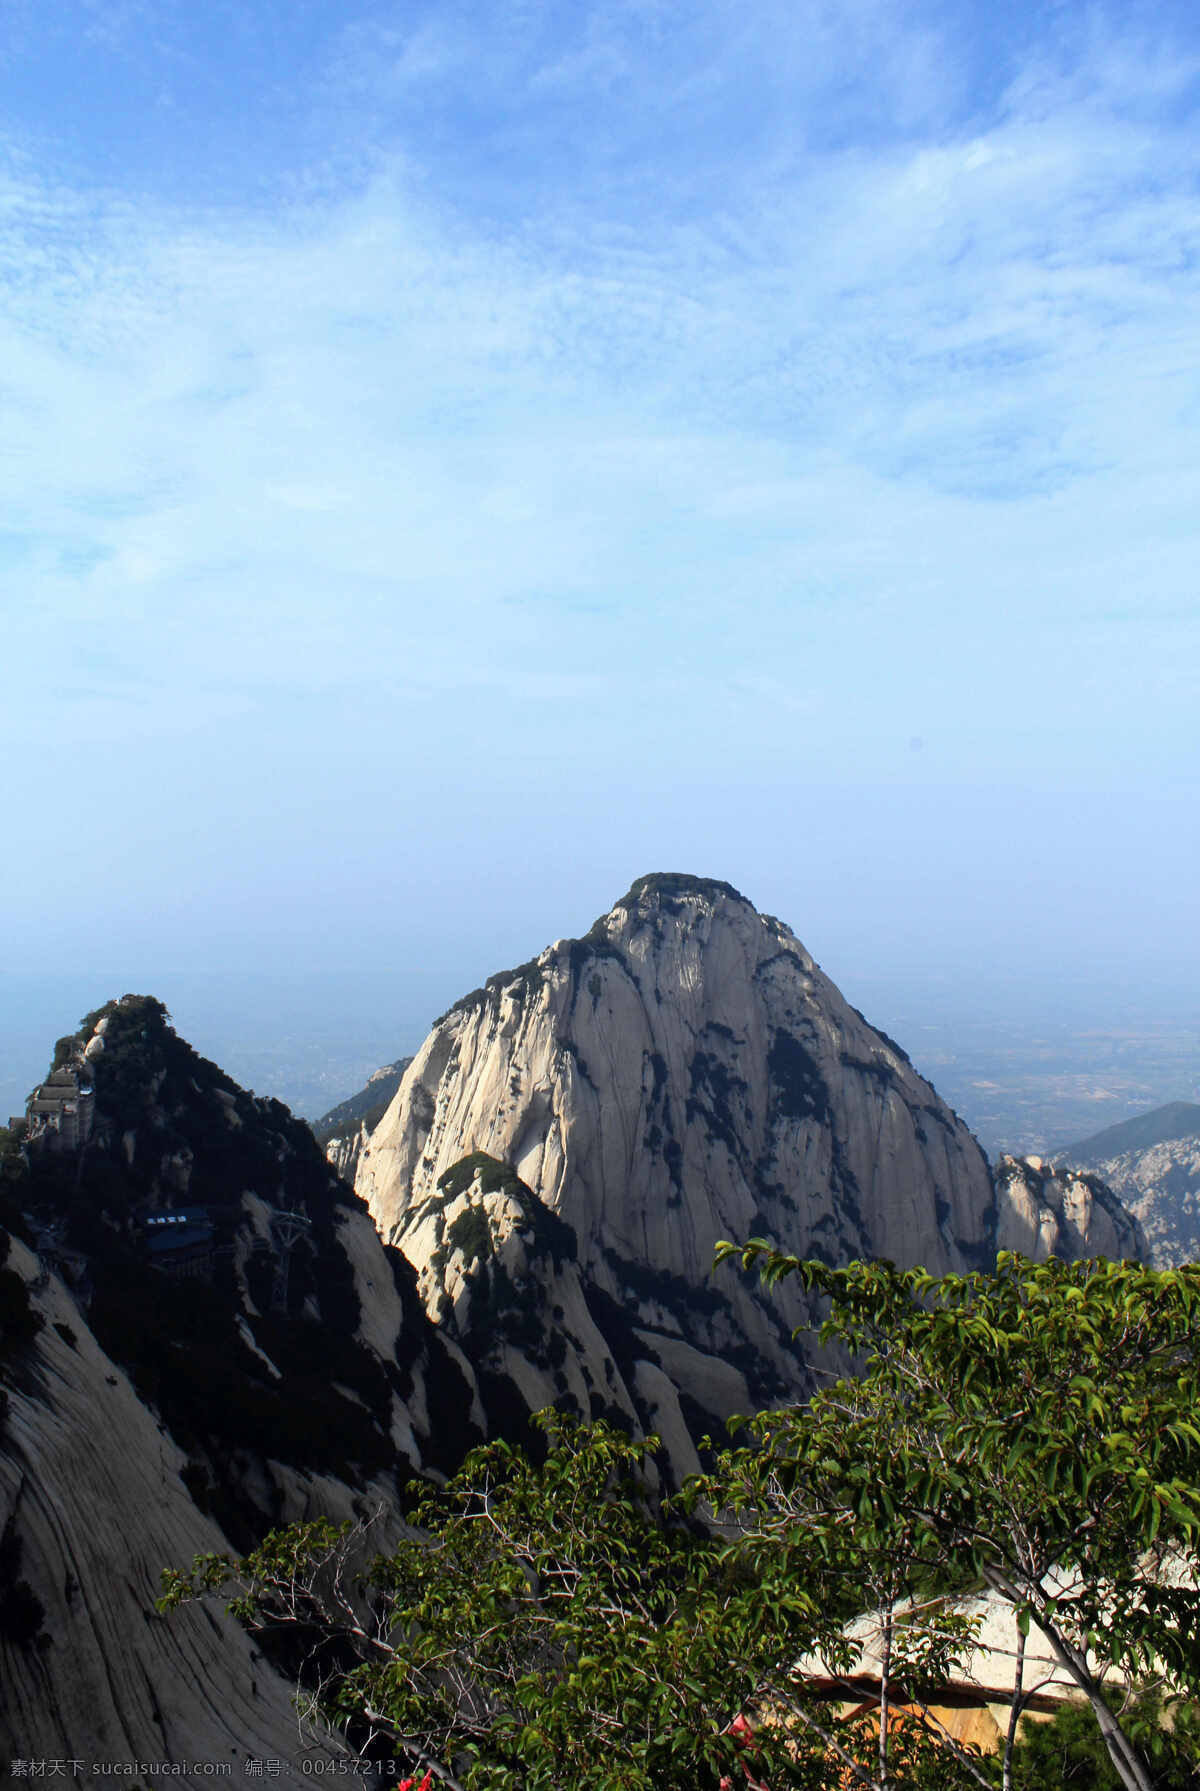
[318,1061,413,1186]
[325,1122,371,1181]
[1133,1146,1200,1267]
[993,1155,1146,1260]
[358,876,1009,1431]
[1058,1140,1200,1268]
[375,1153,713,1482]
[0,1239,351,1767]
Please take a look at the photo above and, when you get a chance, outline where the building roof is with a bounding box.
[140,1206,214,1254]
[794,1586,1103,1713]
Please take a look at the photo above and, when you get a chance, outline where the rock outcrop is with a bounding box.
[359,875,1014,1450]
[1056,1103,1200,1266]
[0,1234,352,1769]
[313,1060,413,1184]
[993,1155,1146,1261]
[325,1121,372,1182]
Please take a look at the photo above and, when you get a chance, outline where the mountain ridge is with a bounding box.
[1059,1100,1200,1165]
[1055,1101,1200,1267]
[312,1058,414,1145]
[0,889,1150,1763]
[357,875,1143,1473]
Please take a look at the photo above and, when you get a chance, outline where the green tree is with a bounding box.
[160,1412,835,1790]
[698,1247,1200,1791]
[160,1252,1200,1791]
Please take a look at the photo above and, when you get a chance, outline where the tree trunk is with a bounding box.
[1001,1620,1025,1791]
[980,1570,1154,1791]
[879,1601,892,1791]
[1039,1627,1153,1791]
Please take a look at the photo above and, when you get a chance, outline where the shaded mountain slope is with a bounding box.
[15,996,480,1523]
[0,1229,353,1768]
[1,998,486,1764]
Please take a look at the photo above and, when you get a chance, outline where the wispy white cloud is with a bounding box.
[3,1,1200,977]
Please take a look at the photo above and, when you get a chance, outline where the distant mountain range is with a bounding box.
[1057,1102,1200,1266]
[1062,1101,1200,1164]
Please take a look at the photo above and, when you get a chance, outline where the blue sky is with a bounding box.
[3,0,1199,1113]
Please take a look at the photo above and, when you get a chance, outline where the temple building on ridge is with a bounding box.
[25,1065,96,1151]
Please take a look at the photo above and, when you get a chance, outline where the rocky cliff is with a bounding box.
[313,1059,413,1183]
[993,1154,1146,1261]
[324,1122,372,1182]
[1056,1103,1200,1266]
[359,875,1090,1460]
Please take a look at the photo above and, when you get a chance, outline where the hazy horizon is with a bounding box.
[5,863,1198,1157]
[4,2,1199,1142]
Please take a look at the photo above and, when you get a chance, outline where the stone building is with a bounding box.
[25,1066,95,1151]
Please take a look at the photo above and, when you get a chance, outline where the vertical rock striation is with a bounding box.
[358,875,1004,1428]
[993,1154,1146,1261]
